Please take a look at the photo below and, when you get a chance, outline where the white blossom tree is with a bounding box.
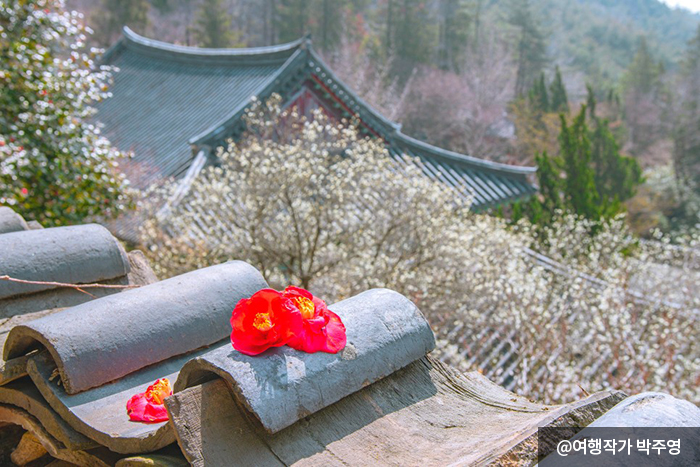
[142,95,700,405]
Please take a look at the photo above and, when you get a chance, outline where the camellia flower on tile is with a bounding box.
[126,378,172,423]
[283,286,347,354]
[230,288,303,356]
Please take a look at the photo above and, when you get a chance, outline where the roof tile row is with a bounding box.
[0,208,652,466]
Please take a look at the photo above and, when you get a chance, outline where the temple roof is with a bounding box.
[96,27,537,210]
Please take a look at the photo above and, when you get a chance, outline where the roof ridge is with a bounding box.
[120,26,305,61]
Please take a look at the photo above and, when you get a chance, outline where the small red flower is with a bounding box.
[126,378,172,423]
[20,188,28,196]
[283,287,347,354]
[230,289,303,356]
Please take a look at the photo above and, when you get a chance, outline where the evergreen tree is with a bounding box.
[673,25,700,195]
[260,0,280,46]
[195,0,240,48]
[276,0,311,43]
[92,0,150,46]
[559,107,601,220]
[585,84,596,119]
[535,150,563,214]
[151,0,170,13]
[438,0,471,71]
[511,150,559,226]
[623,38,662,95]
[316,0,348,51]
[622,37,667,150]
[526,150,563,225]
[276,0,348,50]
[509,0,548,96]
[519,97,643,227]
[590,119,642,210]
[528,72,549,113]
[384,0,438,73]
[549,66,569,113]
[0,0,132,226]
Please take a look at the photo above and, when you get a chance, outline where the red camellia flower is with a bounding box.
[230,289,303,356]
[126,378,172,423]
[283,286,347,354]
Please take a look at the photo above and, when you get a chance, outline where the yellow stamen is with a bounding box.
[147,378,171,405]
[253,312,274,332]
[294,297,315,319]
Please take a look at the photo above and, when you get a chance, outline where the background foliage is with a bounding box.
[0,0,132,226]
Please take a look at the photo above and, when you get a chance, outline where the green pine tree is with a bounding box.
[623,38,662,95]
[585,84,596,119]
[549,66,569,113]
[276,0,311,42]
[316,0,348,51]
[528,72,549,113]
[509,0,548,96]
[673,25,700,195]
[518,94,642,228]
[438,0,471,71]
[195,0,241,48]
[385,0,438,73]
[535,150,563,215]
[590,118,642,211]
[622,37,668,150]
[276,0,349,51]
[559,107,601,220]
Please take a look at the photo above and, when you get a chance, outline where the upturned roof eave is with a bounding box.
[393,133,538,177]
[121,26,306,60]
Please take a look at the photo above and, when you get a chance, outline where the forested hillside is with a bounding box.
[68,0,698,87]
[529,0,699,87]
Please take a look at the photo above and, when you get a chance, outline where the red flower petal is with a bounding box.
[126,378,172,423]
[230,289,302,356]
[283,287,347,354]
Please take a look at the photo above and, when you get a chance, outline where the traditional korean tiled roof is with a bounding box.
[96,27,536,211]
[96,29,304,188]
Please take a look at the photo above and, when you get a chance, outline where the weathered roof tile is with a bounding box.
[4,261,266,394]
[174,288,436,434]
